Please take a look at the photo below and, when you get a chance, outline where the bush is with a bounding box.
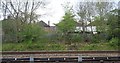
[2,19,18,42]
[70,34,83,42]
[55,33,83,43]
[91,34,100,43]
[109,37,119,47]
[2,19,45,43]
[112,28,120,38]
[91,33,108,43]
[21,23,45,42]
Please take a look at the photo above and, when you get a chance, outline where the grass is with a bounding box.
[2,41,118,51]
[2,41,66,51]
[78,42,116,50]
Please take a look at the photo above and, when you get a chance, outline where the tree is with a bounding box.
[21,23,45,42]
[77,2,87,41]
[106,9,120,48]
[1,0,46,42]
[107,9,120,39]
[76,2,114,42]
[2,18,17,42]
[56,11,76,42]
[95,2,114,32]
[85,2,96,34]
[77,2,96,42]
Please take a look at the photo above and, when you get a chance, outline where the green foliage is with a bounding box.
[57,11,76,33]
[2,19,18,42]
[107,12,119,38]
[91,33,108,43]
[21,23,45,42]
[56,11,77,42]
[2,19,14,33]
[94,16,108,32]
[2,3,119,51]
[2,18,45,42]
[2,42,66,51]
[69,34,83,42]
[108,37,119,50]
[92,9,119,43]
[112,28,120,38]
[91,34,99,43]
[109,37,119,47]
[2,42,117,51]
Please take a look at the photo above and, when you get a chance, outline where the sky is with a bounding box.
[36,0,78,26]
[35,0,119,26]
[0,0,119,26]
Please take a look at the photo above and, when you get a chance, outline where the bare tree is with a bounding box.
[2,0,46,23]
[77,2,88,42]
[85,2,95,34]
[95,2,114,32]
[1,0,46,42]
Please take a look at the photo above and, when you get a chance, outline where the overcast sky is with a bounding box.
[0,0,119,26]
[36,0,119,26]
[36,0,79,26]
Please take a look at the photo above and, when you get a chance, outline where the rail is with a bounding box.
[2,51,120,54]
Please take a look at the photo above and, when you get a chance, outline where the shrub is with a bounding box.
[109,37,119,47]
[91,34,100,43]
[21,23,45,42]
[70,34,82,42]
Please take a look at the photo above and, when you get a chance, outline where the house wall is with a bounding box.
[75,26,97,34]
[44,26,57,33]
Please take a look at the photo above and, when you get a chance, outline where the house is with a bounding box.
[38,20,97,34]
[38,21,57,33]
[74,21,97,34]
[38,20,50,27]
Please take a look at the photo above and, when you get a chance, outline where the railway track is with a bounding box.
[2,51,120,54]
[2,51,120,58]
[1,56,120,63]
[1,51,120,63]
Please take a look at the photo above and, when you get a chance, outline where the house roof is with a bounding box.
[38,21,50,27]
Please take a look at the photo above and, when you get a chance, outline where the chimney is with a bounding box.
[48,21,50,26]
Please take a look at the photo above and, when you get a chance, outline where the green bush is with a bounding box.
[2,19,18,42]
[112,28,120,38]
[109,37,119,47]
[21,23,45,42]
[91,33,108,43]
[2,19,45,43]
[70,34,82,42]
[91,34,100,43]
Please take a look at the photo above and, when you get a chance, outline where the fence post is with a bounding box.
[78,56,82,63]
[100,60,104,63]
[30,54,34,63]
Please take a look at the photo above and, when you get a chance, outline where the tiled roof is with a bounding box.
[38,21,50,27]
